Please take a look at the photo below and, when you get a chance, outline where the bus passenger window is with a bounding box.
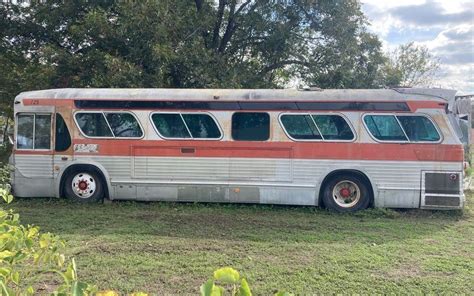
[312,115,354,140]
[182,114,221,139]
[364,115,408,141]
[105,113,143,138]
[151,113,221,139]
[55,114,71,151]
[75,113,113,138]
[280,115,322,140]
[397,116,440,142]
[16,114,51,150]
[152,113,191,138]
[232,112,270,141]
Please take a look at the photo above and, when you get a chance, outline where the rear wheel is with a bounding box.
[64,170,104,203]
[322,174,371,212]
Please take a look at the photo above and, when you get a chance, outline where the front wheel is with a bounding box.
[64,170,104,203]
[322,174,371,212]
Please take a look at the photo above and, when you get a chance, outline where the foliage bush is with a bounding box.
[200,267,251,296]
[0,165,96,295]
[200,267,293,296]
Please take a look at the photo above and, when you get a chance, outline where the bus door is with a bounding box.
[13,112,55,196]
[53,112,73,177]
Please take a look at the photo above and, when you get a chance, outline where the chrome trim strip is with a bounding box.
[111,179,316,188]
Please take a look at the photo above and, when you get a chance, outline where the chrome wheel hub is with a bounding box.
[71,173,96,199]
[332,180,361,208]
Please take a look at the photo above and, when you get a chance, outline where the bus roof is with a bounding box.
[15,88,456,103]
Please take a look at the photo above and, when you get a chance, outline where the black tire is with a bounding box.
[322,174,371,212]
[63,168,104,203]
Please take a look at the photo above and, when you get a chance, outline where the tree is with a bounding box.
[382,42,440,87]
[0,0,392,129]
[0,0,386,92]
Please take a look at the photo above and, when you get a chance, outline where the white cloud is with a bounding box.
[361,0,474,93]
[362,0,425,10]
[433,64,473,93]
[417,24,473,64]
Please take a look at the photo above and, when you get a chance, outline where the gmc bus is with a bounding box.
[10,88,464,212]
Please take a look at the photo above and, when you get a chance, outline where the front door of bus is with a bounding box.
[52,112,73,186]
[14,113,55,197]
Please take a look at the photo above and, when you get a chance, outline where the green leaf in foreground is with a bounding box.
[200,279,223,296]
[213,267,240,284]
[238,278,252,296]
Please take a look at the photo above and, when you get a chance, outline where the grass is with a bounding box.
[8,194,474,295]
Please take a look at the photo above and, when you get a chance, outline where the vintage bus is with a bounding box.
[10,88,464,212]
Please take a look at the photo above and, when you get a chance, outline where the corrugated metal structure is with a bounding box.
[451,94,473,161]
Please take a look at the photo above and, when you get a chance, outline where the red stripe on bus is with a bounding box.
[15,140,462,162]
[22,99,74,107]
[406,101,445,111]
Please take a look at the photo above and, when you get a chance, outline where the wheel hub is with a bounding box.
[78,181,88,190]
[339,188,351,198]
[71,173,96,199]
[332,180,361,208]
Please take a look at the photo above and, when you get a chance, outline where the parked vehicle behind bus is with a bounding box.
[9,88,464,212]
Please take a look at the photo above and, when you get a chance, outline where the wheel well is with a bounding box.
[59,164,109,198]
[318,169,374,208]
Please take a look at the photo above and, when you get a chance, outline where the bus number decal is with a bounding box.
[74,144,99,153]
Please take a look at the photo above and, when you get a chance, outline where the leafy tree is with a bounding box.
[381,42,440,87]
[0,0,386,100]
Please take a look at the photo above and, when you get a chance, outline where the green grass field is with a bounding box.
[9,194,474,295]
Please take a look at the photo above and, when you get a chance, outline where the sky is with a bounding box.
[361,0,474,94]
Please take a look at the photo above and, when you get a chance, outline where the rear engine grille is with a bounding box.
[424,195,460,207]
[425,172,460,194]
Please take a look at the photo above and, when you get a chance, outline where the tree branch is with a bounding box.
[194,0,203,12]
[211,0,226,49]
[218,0,237,53]
[234,0,252,16]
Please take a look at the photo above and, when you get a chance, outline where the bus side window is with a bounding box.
[280,113,354,141]
[280,114,322,140]
[312,115,354,140]
[151,113,222,140]
[182,114,221,139]
[55,114,71,151]
[397,115,440,142]
[232,112,270,141]
[16,114,51,150]
[152,113,192,139]
[364,115,408,142]
[105,113,143,138]
[75,113,113,138]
